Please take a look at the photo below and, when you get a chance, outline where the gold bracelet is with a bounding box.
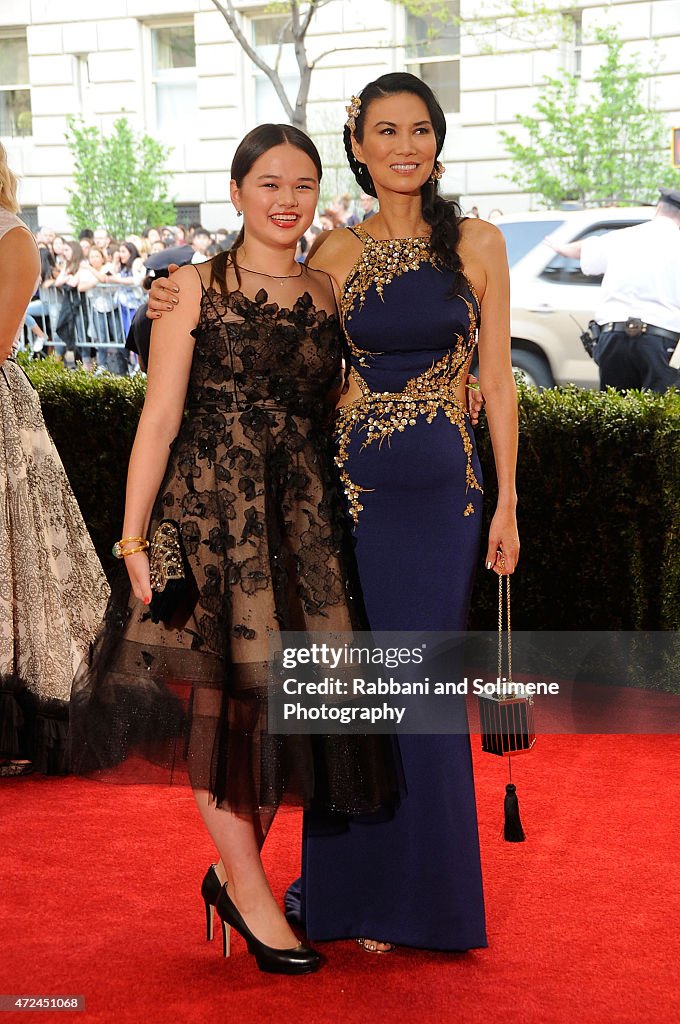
[112,537,149,558]
[118,544,149,558]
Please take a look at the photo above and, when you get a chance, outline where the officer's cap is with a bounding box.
[659,188,680,209]
[143,245,194,276]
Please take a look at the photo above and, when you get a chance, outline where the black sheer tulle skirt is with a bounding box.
[69,404,400,816]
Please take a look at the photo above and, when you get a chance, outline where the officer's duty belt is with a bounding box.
[601,320,680,343]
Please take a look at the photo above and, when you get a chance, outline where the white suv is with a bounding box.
[494,208,655,387]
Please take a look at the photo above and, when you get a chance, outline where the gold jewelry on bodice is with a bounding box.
[335,224,482,525]
[341,224,434,323]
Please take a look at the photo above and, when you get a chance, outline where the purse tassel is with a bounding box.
[503,780,525,842]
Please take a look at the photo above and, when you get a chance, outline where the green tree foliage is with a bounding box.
[65,116,175,236]
[501,28,680,207]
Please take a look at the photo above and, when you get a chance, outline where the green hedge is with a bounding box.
[472,384,679,631]
[26,360,679,631]
[26,360,145,580]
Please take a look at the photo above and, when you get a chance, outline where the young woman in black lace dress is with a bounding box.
[69,125,398,975]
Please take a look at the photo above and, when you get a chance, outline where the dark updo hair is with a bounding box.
[211,123,322,293]
[343,72,465,296]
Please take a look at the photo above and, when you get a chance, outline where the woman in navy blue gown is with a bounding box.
[294,73,519,951]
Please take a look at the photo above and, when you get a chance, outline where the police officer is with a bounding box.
[552,188,680,392]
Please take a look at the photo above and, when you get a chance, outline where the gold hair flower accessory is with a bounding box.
[345,95,361,134]
[430,160,445,183]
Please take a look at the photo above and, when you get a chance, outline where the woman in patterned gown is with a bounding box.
[69,125,398,975]
[0,142,110,777]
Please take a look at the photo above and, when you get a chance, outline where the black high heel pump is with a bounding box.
[201,864,223,941]
[215,884,321,975]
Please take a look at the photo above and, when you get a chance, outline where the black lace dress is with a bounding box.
[70,260,398,815]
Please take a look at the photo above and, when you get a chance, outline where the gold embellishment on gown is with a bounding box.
[336,229,482,526]
[341,225,436,325]
[335,342,483,526]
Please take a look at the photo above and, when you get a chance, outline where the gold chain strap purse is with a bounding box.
[477,574,535,841]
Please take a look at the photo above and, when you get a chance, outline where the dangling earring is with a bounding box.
[429,160,444,183]
[236,210,243,218]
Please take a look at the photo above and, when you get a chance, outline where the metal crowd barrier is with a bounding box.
[21,282,145,371]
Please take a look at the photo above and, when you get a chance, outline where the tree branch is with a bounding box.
[289,0,314,125]
[211,0,295,122]
[310,40,402,69]
[301,0,325,35]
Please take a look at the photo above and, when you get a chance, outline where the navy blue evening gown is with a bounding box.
[297,224,488,950]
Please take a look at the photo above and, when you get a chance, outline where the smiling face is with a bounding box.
[230,142,319,247]
[89,247,105,270]
[351,92,437,198]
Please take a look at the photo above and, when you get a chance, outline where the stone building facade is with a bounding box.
[1,0,678,230]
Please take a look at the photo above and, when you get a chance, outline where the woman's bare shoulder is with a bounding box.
[171,262,204,290]
[459,217,506,254]
[0,222,39,258]
[0,227,40,291]
[307,227,363,272]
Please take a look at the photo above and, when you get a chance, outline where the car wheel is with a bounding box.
[511,349,553,388]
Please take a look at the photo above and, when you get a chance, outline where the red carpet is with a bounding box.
[1,733,679,1024]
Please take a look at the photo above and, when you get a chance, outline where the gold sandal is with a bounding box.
[355,937,396,954]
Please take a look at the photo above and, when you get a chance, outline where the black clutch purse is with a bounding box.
[148,519,197,625]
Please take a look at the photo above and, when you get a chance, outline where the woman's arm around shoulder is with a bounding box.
[0,226,40,362]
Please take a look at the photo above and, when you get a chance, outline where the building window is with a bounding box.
[75,55,94,118]
[0,32,32,137]
[19,206,38,232]
[251,15,297,123]
[563,10,583,78]
[405,1,460,115]
[151,24,197,137]
[174,202,201,226]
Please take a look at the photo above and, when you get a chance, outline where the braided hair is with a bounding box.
[211,123,323,295]
[343,72,465,297]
